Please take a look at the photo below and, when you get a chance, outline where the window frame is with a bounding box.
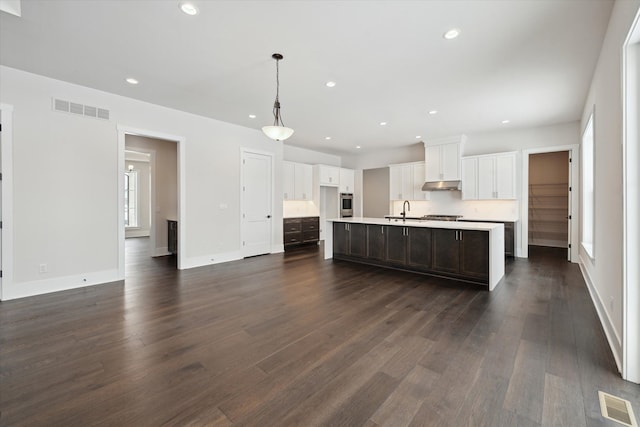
[581,108,595,259]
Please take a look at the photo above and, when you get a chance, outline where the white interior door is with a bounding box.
[242,150,273,257]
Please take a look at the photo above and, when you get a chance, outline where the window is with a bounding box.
[124,169,138,228]
[581,111,595,258]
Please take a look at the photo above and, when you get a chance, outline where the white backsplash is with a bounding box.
[390,191,519,221]
[283,200,320,218]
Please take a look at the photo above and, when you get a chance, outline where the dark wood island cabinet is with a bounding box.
[327,218,504,290]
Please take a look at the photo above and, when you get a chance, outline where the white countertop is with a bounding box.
[461,216,518,223]
[328,217,502,231]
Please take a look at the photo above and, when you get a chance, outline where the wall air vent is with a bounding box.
[52,98,110,121]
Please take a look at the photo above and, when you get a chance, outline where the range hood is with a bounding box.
[422,180,462,191]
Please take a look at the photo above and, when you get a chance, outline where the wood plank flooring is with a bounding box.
[1,238,638,426]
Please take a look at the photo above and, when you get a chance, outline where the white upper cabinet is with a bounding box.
[283,161,296,201]
[318,165,340,186]
[339,168,355,193]
[294,162,313,200]
[495,153,516,199]
[461,157,478,200]
[462,152,517,200]
[389,162,430,200]
[412,162,429,200]
[424,137,465,182]
[283,161,312,200]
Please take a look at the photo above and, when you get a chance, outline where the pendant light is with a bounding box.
[262,53,294,141]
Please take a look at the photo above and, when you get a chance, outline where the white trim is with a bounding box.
[181,250,244,269]
[117,126,186,275]
[579,257,623,372]
[520,144,579,262]
[0,104,15,301]
[2,269,121,300]
[240,147,275,258]
[622,8,640,384]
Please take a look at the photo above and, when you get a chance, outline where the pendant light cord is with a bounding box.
[273,58,286,127]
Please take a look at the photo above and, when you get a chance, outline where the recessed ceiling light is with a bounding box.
[325,81,336,88]
[125,78,139,85]
[380,122,387,126]
[356,145,361,149]
[325,136,332,140]
[443,28,460,40]
[502,119,510,124]
[249,114,256,119]
[179,1,199,15]
[416,136,422,139]
[428,110,438,115]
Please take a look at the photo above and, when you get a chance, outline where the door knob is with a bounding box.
[266,215,271,218]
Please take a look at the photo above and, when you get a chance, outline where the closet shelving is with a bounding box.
[528,183,569,247]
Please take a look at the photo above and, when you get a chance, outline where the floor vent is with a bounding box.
[52,98,110,121]
[599,391,637,426]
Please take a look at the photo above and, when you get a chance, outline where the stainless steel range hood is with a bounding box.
[421,180,462,191]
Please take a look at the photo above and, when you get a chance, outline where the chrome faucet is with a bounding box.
[401,200,410,221]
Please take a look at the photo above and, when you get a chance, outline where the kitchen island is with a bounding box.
[325,217,504,290]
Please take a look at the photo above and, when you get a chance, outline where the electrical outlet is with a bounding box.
[39,263,47,273]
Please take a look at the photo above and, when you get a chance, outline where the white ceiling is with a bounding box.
[0,0,613,155]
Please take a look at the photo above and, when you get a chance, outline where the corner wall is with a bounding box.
[579,0,640,373]
[0,66,284,300]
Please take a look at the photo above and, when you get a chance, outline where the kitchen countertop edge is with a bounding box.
[327,217,502,231]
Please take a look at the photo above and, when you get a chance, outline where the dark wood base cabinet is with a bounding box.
[333,223,489,287]
[460,220,515,257]
[284,217,320,250]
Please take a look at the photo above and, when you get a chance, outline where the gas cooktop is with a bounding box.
[421,215,463,221]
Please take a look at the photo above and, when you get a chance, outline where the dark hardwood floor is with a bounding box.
[1,238,638,426]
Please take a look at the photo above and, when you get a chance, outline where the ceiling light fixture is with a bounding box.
[443,28,460,40]
[416,136,422,139]
[428,110,438,115]
[179,1,199,16]
[326,81,336,88]
[249,114,256,119]
[125,78,139,85]
[262,53,294,141]
[356,146,361,149]
[502,119,510,124]
[380,122,387,126]
[325,136,332,140]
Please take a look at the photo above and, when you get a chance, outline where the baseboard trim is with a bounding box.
[125,229,150,238]
[153,247,170,257]
[2,269,121,301]
[181,250,243,270]
[579,257,623,372]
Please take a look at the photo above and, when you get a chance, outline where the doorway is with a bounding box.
[241,149,273,258]
[117,126,185,279]
[622,8,640,383]
[528,151,570,256]
[0,104,13,301]
[521,144,579,262]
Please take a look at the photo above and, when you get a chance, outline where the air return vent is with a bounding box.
[52,98,110,121]
[599,391,637,426]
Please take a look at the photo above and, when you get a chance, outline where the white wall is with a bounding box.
[0,66,284,299]
[284,144,341,166]
[578,0,640,373]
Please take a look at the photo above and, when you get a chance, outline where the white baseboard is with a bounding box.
[181,250,243,270]
[125,229,150,238]
[2,269,121,301]
[272,243,285,254]
[153,247,171,257]
[579,257,623,372]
